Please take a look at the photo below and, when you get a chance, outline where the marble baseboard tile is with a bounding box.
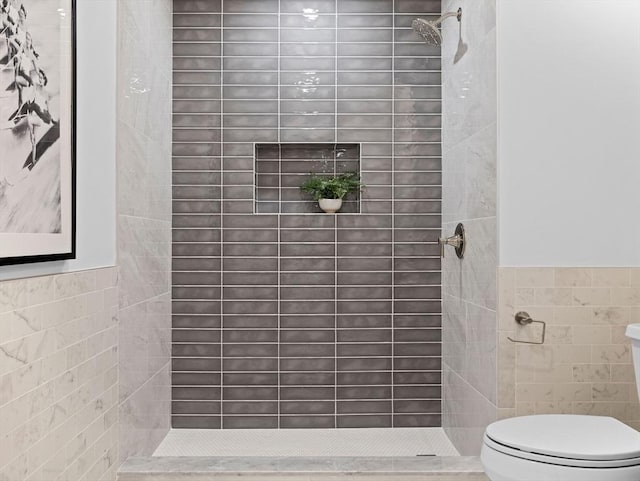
[119,475,488,481]
[0,268,119,481]
[117,456,488,481]
[498,267,640,428]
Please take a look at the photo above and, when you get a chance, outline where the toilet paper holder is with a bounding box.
[507,311,546,345]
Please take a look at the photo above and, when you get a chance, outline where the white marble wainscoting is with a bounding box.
[0,268,119,481]
[498,267,640,428]
[118,457,488,481]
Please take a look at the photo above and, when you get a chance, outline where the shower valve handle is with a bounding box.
[439,235,462,258]
[439,223,466,259]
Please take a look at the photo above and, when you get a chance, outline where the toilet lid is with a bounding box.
[486,415,640,461]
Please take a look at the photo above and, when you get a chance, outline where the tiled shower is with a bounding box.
[9,0,640,479]
[171,0,444,429]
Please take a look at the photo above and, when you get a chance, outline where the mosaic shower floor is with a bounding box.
[153,428,459,457]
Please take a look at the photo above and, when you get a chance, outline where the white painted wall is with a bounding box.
[498,0,640,267]
[0,0,117,280]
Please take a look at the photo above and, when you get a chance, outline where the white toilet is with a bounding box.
[481,324,640,481]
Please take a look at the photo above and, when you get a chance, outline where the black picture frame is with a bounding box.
[0,0,77,266]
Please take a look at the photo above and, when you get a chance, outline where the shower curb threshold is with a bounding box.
[118,456,487,481]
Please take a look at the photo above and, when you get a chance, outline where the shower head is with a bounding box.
[411,18,443,46]
[412,8,462,46]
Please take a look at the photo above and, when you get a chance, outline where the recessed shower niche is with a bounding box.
[255,143,361,214]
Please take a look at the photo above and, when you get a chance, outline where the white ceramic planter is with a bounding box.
[318,198,343,214]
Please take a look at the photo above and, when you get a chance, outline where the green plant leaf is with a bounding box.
[300,172,364,201]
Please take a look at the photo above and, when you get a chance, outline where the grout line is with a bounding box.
[277,0,282,428]
[220,0,225,430]
[173,11,441,15]
[120,357,171,399]
[277,2,281,146]
[391,0,396,427]
[334,215,338,428]
[334,0,339,428]
[334,3,338,148]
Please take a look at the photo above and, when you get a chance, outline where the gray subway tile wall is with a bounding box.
[172,0,442,429]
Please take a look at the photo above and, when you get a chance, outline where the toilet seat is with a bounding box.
[484,415,640,469]
[484,434,640,469]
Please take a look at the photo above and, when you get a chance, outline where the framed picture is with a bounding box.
[0,0,76,266]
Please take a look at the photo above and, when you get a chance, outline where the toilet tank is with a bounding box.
[627,324,640,401]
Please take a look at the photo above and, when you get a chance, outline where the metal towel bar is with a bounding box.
[507,311,546,345]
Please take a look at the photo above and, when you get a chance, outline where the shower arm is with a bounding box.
[434,8,462,25]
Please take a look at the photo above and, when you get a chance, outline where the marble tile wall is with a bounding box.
[171,0,444,429]
[116,0,173,466]
[0,269,119,481]
[498,268,640,430]
[441,0,497,455]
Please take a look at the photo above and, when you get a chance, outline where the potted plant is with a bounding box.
[300,172,364,214]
